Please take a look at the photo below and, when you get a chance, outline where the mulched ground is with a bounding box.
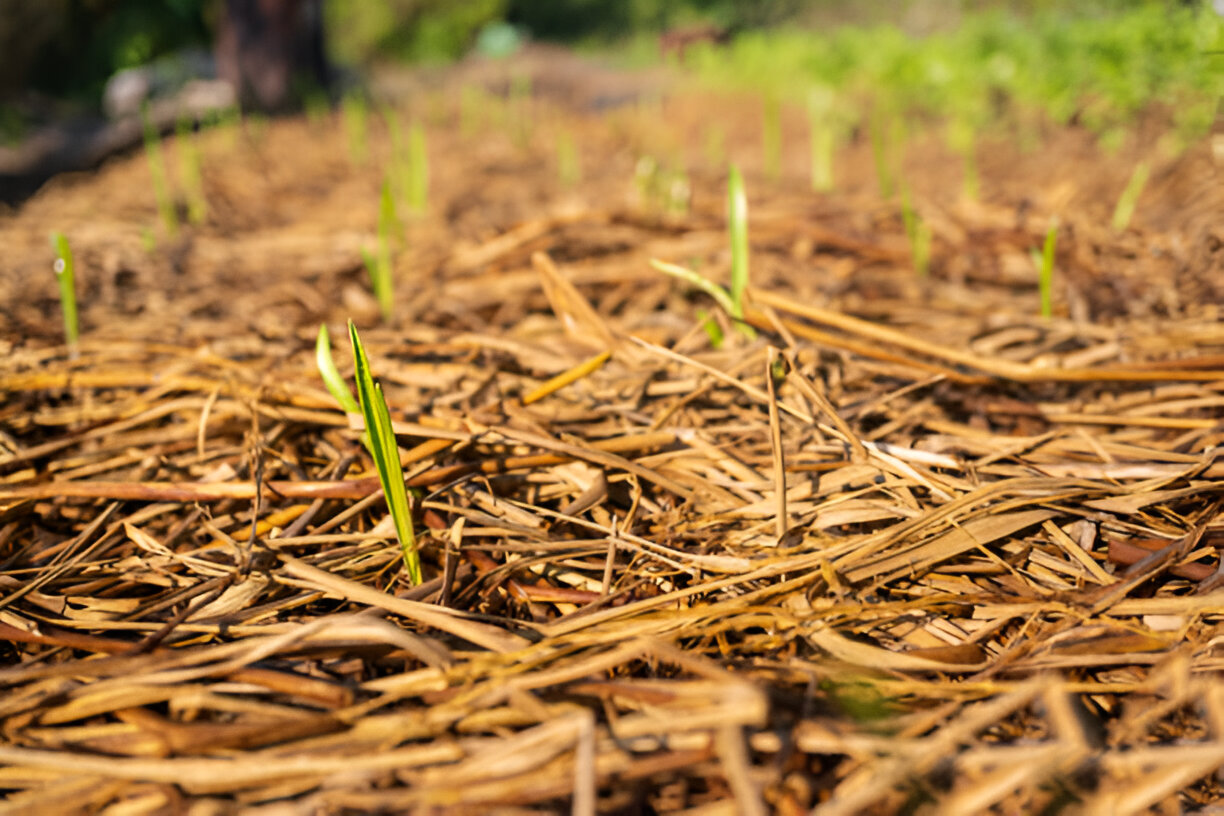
[1,48,1223,814]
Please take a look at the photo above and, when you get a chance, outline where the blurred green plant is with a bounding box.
[1111,160,1150,233]
[362,180,401,322]
[176,117,207,225]
[50,232,79,353]
[1037,219,1059,319]
[141,105,178,238]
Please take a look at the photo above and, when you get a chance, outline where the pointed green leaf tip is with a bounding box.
[348,321,421,584]
[315,324,360,415]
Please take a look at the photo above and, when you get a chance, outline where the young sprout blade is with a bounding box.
[1111,160,1150,233]
[408,121,428,215]
[50,232,78,351]
[650,258,736,317]
[141,105,178,237]
[808,86,836,192]
[349,322,421,585]
[900,186,932,278]
[1039,220,1058,319]
[176,117,207,225]
[363,180,400,323]
[315,324,360,414]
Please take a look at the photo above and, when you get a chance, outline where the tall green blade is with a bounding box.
[349,322,421,584]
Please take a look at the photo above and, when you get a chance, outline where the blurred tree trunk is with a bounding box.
[215,0,329,111]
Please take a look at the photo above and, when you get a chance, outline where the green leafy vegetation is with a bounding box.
[683,5,1224,147]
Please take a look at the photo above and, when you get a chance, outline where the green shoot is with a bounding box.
[362,180,401,323]
[869,109,893,200]
[348,322,421,585]
[946,118,979,201]
[727,165,750,324]
[140,105,178,237]
[697,309,724,349]
[50,232,79,353]
[1111,160,1150,233]
[762,93,782,182]
[342,94,369,165]
[556,128,581,187]
[807,86,836,192]
[900,186,932,278]
[315,324,360,414]
[651,258,737,316]
[634,157,689,216]
[407,121,428,216]
[176,117,207,226]
[1038,219,1058,319]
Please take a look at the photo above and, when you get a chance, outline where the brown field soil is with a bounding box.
[2,48,1223,813]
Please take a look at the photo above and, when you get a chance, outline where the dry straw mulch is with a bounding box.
[1,54,1223,814]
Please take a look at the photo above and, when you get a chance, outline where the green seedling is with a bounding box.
[697,309,725,349]
[807,86,836,192]
[342,94,369,165]
[1037,219,1058,319]
[651,257,754,342]
[140,105,178,237]
[50,232,78,353]
[727,165,750,327]
[321,322,420,584]
[363,180,400,322]
[1111,160,1150,233]
[350,322,420,584]
[176,117,207,226]
[407,121,428,215]
[869,110,894,200]
[315,324,360,415]
[634,156,690,216]
[762,93,782,182]
[651,258,737,317]
[946,118,979,201]
[900,187,932,278]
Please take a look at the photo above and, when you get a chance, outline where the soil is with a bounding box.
[1,47,1223,813]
